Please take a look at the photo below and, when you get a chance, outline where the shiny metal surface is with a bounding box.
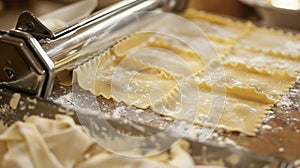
[42,0,167,66]
[269,0,300,10]
[169,0,190,12]
[0,0,189,98]
[16,11,54,39]
[0,30,54,97]
[240,0,300,29]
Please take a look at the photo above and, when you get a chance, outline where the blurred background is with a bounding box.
[0,0,119,30]
[0,0,299,30]
[0,0,256,31]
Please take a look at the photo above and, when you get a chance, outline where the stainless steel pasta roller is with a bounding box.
[0,0,189,98]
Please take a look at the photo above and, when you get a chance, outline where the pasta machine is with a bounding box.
[0,0,188,98]
[0,0,295,167]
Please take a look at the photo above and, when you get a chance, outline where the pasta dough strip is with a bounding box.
[0,115,199,168]
[0,115,93,168]
[152,81,273,136]
[194,62,296,101]
[76,49,178,109]
[181,9,251,41]
[237,26,300,57]
[223,46,300,75]
[74,9,300,136]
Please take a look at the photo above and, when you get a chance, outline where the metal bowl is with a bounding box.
[240,0,300,29]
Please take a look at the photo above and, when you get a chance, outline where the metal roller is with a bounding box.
[0,0,189,98]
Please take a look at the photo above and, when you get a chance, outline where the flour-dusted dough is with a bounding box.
[75,9,300,136]
[237,26,300,57]
[195,62,296,101]
[0,115,199,168]
[181,9,250,41]
[0,115,93,168]
[223,46,300,76]
[76,143,195,168]
[88,50,177,109]
[152,81,273,135]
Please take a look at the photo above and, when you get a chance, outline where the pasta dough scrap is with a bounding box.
[0,115,93,168]
[0,115,200,168]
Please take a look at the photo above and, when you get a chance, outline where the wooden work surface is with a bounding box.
[220,83,300,162]
[50,79,300,163]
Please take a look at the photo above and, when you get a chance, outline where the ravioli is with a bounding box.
[195,62,296,101]
[152,81,274,136]
[181,9,251,41]
[224,45,300,76]
[75,9,300,136]
[237,26,300,57]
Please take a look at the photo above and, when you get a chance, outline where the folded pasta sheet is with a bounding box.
[0,115,198,168]
[75,9,300,136]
